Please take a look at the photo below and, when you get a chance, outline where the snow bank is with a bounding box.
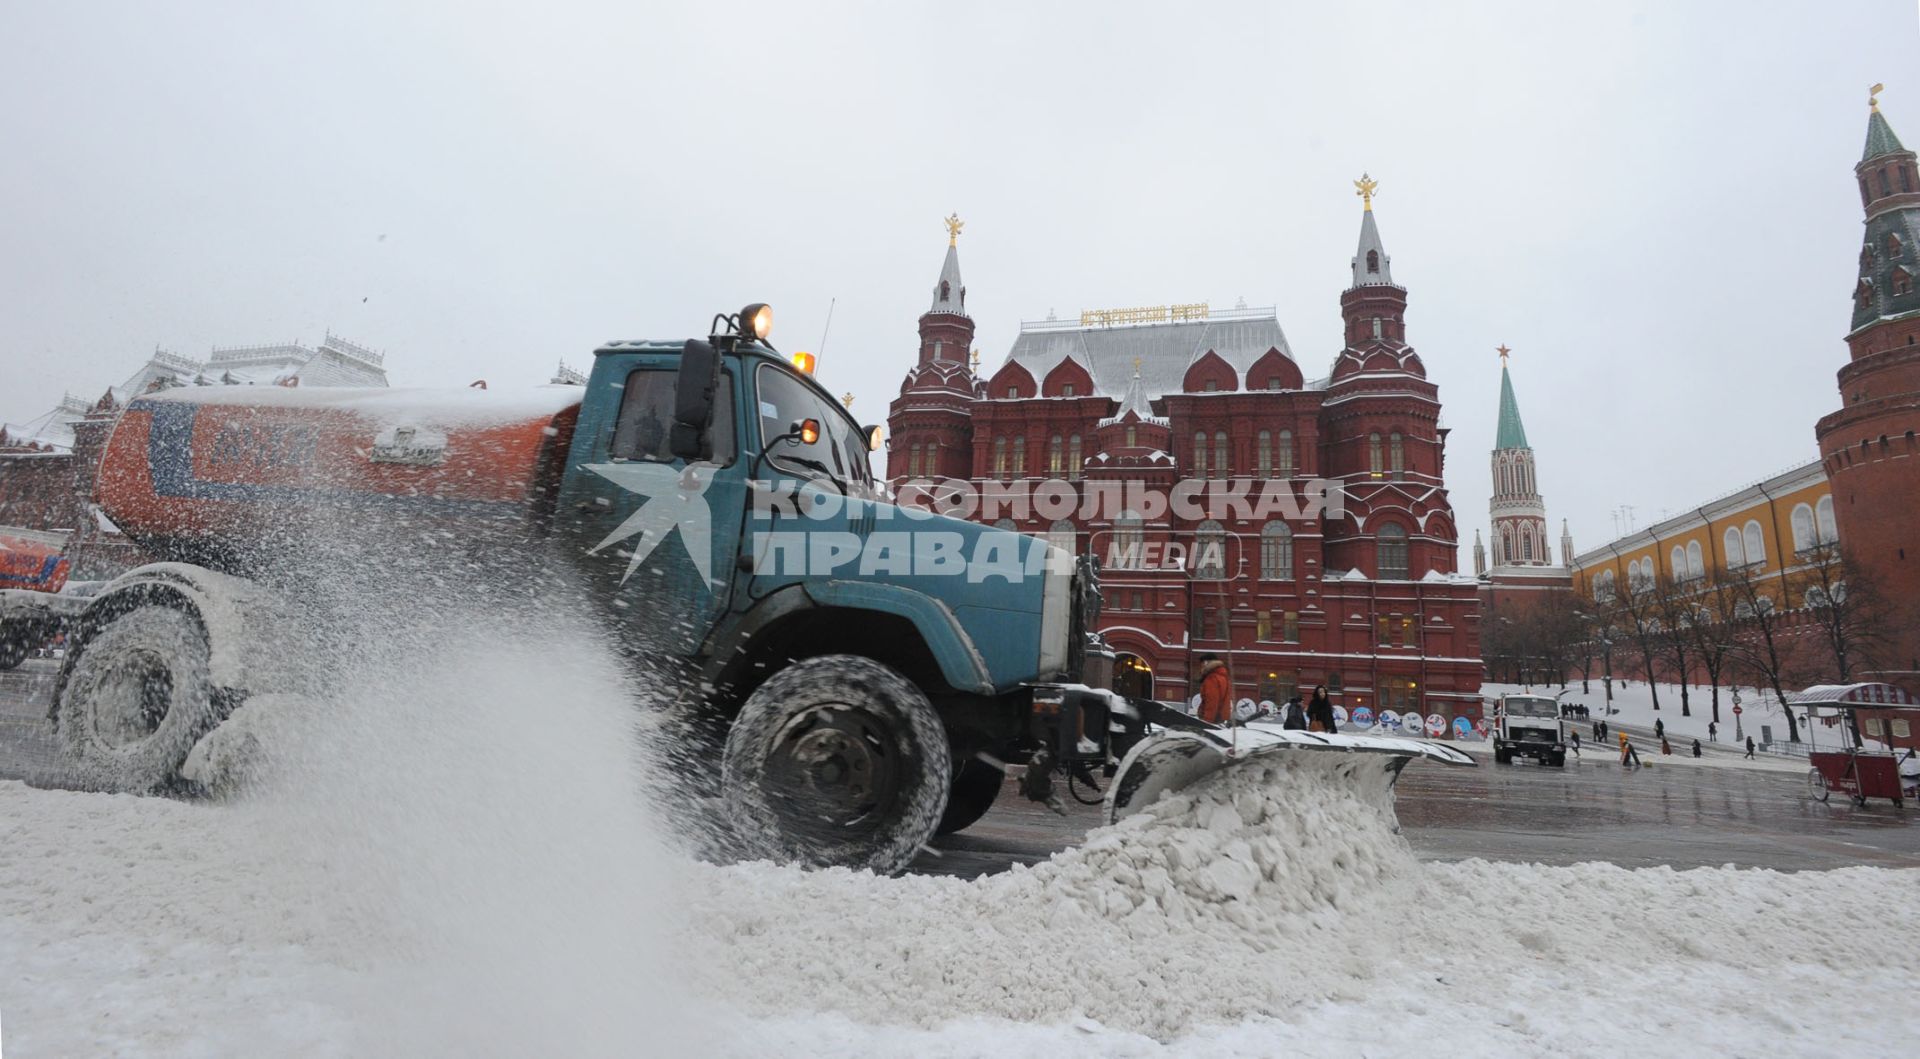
[679,757,1920,1049]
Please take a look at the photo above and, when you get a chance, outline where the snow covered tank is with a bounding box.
[94,386,584,572]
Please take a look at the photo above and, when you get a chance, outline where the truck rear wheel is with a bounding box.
[723,654,951,875]
[935,757,1004,836]
[0,635,29,671]
[56,606,219,793]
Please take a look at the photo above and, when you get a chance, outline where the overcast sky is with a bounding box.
[3,1,1915,560]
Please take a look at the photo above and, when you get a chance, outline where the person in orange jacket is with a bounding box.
[1196,654,1233,725]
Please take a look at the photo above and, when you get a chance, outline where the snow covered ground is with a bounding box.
[4,618,1917,1055]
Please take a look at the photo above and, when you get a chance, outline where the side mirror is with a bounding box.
[670,338,721,460]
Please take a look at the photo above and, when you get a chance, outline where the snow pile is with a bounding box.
[684,757,1424,1038]
[683,757,1920,1049]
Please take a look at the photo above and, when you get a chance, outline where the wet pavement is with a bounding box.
[7,657,1916,876]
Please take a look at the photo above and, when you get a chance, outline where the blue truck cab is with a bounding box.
[552,306,1103,873]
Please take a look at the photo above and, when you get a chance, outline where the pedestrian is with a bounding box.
[1708,721,1717,743]
[1691,739,1703,758]
[1592,720,1601,741]
[1570,730,1582,758]
[1744,736,1756,760]
[1307,684,1337,733]
[1660,736,1672,755]
[1655,717,1665,740]
[1196,654,1233,725]
[1281,693,1308,731]
[1620,733,1641,769]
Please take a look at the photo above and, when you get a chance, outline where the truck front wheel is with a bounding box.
[723,655,951,875]
[56,605,219,792]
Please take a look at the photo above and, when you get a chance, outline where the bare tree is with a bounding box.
[1718,558,1802,743]
[1610,569,1665,711]
[1798,541,1898,683]
[1649,573,1698,717]
[1685,570,1745,726]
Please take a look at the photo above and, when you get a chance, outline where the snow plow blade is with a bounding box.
[1105,722,1476,824]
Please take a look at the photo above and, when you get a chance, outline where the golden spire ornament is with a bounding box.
[944,212,965,246]
[841,392,855,408]
[970,348,982,371]
[1354,173,1379,211]
[1871,82,1886,112]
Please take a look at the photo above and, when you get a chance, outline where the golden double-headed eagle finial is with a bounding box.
[1872,83,1886,112]
[944,212,965,246]
[1354,173,1379,211]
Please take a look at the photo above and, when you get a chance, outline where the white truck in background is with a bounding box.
[1492,693,1566,767]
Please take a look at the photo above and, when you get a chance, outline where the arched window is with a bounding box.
[993,437,1007,478]
[1367,250,1380,273]
[1499,526,1512,564]
[1371,316,1383,339]
[1067,435,1081,480]
[1194,520,1227,579]
[1047,519,1077,558]
[1723,526,1745,568]
[1389,431,1404,476]
[1260,522,1294,581]
[1523,531,1535,562]
[1368,432,1383,475]
[1882,167,1895,196]
[1123,425,1137,448]
[1377,523,1409,580]
[907,443,921,479]
[1214,431,1229,476]
[1790,503,1815,553]
[1011,437,1025,477]
[1743,520,1765,567]
[1193,431,1208,476]
[1670,545,1686,579]
[1047,434,1063,475]
[1257,430,1272,477]
[1687,540,1703,580]
[1114,509,1144,554]
[1594,569,1616,600]
[940,280,951,302]
[1277,429,1294,477]
[1815,495,1837,544]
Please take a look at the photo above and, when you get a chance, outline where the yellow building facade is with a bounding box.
[1571,461,1836,605]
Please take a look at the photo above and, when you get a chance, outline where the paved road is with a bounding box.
[7,658,1916,876]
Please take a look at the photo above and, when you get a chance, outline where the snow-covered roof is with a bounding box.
[1004,306,1294,400]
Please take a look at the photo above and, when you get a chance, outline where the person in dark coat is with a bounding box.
[1745,736,1756,759]
[1655,717,1665,740]
[1281,694,1308,731]
[1691,739,1703,758]
[1306,684,1337,733]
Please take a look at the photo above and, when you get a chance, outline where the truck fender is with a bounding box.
[802,581,994,694]
[705,583,994,697]
[63,563,294,699]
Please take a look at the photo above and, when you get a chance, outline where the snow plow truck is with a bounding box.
[0,303,1470,874]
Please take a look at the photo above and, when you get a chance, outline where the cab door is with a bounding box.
[556,350,750,658]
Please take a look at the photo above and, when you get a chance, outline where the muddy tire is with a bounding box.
[1807,768,1830,802]
[56,606,219,793]
[0,635,28,671]
[722,654,950,874]
[935,756,1004,836]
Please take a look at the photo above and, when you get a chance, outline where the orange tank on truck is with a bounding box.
[95,386,584,566]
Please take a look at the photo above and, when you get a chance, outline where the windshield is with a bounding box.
[754,361,873,489]
[1505,696,1558,718]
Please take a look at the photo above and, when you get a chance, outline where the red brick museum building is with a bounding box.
[887,195,1485,734]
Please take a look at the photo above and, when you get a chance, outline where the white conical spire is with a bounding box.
[929,213,969,315]
[1350,208,1394,287]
